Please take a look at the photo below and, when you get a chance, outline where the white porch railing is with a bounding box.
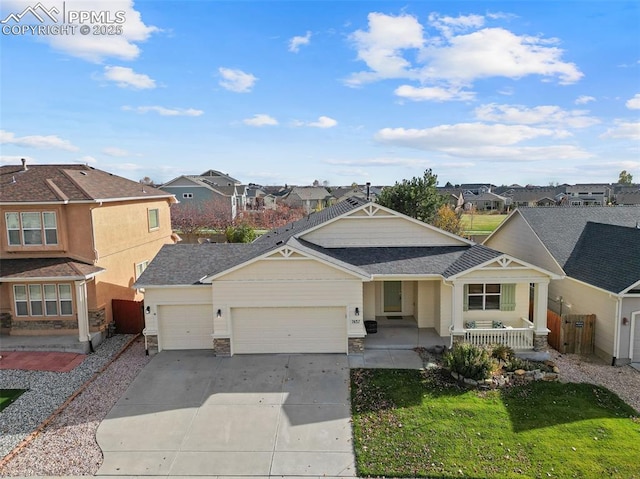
[458,318,535,350]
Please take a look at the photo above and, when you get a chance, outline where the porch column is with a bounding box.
[451,282,465,341]
[75,280,90,342]
[532,280,550,351]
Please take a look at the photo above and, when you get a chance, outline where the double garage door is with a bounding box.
[158,305,347,353]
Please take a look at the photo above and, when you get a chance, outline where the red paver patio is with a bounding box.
[0,351,86,372]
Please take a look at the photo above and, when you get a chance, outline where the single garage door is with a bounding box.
[232,307,346,354]
[158,304,214,350]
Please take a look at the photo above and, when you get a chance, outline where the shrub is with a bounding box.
[443,342,496,381]
[503,357,553,373]
[491,344,515,362]
[225,223,257,243]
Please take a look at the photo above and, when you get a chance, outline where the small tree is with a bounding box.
[225,223,257,243]
[619,170,633,185]
[376,169,445,223]
[432,204,464,236]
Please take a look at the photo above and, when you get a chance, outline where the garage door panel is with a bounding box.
[159,304,214,350]
[232,307,346,354]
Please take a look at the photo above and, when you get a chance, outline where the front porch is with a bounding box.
[364,316,448,350]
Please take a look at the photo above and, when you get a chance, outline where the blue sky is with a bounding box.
[1,1,639,187]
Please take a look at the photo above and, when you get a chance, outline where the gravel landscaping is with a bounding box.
[0,342,637,475]
[0,334,151,475]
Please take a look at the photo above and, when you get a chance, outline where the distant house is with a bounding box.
[246,185,277,210]
[465,191,511,212]
[501,187,564,207]
[615,190,640,206]
[160,171,246,219]
[485,206,640,366]
[565,184,612,206]
[0,160,177,351]
[281,186,335,214]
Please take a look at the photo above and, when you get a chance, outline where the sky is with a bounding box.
[1,1,639,187]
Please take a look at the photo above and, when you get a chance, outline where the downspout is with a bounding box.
[612,295,623,366]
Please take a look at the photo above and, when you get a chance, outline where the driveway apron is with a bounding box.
[96,351,355,476]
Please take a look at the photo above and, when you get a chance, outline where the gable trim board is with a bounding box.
[445,252,562,281]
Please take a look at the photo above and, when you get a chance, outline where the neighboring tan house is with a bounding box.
[485,206,640,366]
[281,186,334,213]
[465,191,511,212]
[160,174,243,220]
[0,161,177,350]
[135,198,558,356]
[564,184,612,206]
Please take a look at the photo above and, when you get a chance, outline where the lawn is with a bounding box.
[0,389,26,412]
[351,369,640,479]
[460,213,507,234]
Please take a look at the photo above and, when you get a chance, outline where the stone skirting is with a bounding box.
[348,337,364,354]
[214,338,231,356]
[89,308,107,331]
[1,312,12,332]
[533,333,549,351]
[10,319,77,331]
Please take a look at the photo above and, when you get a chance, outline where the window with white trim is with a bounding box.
[5,212,58,246]
[467,284,501,310]
[13,283,73,317]
[135,260,149,279]
[148,208,159,231]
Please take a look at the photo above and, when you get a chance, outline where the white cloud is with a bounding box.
[346,12,583,92]
[394,84,475,102]
[102,146,130,157]
[103,66,156,89]
[575,95,596,105]
[626,94,640,110]
[76,155,98,164]
[326,157,434,168]
[289,31,312,52]
[243,114,278,127]
[300,116,338,128]
[346,12,424,86]
[0,130,79,151]
[1,155,35,165]
[474,103,600,128]
[600,121,640,140]
[219,67,257,93]
[122,105,204,116]
[2,0,159,62]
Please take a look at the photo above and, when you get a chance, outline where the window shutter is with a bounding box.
[500,284,516,311]
[463,284,469,312]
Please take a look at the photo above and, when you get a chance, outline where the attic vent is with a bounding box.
[276,240,284,245]
[80,171,88,175]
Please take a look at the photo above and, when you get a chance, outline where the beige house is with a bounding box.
[136,198,558,356]
[0,161,177,350]
[485,206,640,366]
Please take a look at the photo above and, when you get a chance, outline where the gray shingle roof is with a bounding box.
[0,258,104,280]
[518,206,640,268]
[563,222,640,293]
[443,245,505,278]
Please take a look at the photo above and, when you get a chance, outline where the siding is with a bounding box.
[143,286,212,332]
[302,217,468,247]
[549,278,617,361]
[415,281,438,328]
[218,258,357,281]
[485,212,563,276]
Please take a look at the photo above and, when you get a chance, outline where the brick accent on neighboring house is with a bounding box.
[89,308,106,331]
[348,338,364,354]
[1,312,12,332]
[214,338,231,356]
[11,319,77,331]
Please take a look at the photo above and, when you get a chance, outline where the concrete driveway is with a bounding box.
[96,351,355,476]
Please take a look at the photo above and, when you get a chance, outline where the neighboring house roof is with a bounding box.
[0,164,174,204]
[0,258,105,281]
[495,206,640,293]
[199,169,240,184]
[136,197,513,287]
[616,191,640,205]
[563,222,640,294]
[285,186,333,201]
[466,191,510,203]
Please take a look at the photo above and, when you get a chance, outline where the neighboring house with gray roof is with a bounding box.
[0,160,177,351]
[485,206,640,366]
[135,198,558,356]
[160,173,245,219]
[280,186,334,213]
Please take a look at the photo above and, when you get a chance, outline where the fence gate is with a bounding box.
[548,312,596,354]
[112,299,144,334]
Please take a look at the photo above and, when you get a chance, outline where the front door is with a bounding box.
[384,281,402,313]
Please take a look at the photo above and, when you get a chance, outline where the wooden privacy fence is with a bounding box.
[547,311,595,354]
[112,299,144,334]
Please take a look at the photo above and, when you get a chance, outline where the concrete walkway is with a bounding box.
[96,351,355,477]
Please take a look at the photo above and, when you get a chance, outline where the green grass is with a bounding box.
[351,369,640,479]
[460,214,507,234]
[0,389,26,412]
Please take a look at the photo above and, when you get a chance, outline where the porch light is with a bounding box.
[355,307,360,316]
[217,309,222,318]
[145,306,151,314]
